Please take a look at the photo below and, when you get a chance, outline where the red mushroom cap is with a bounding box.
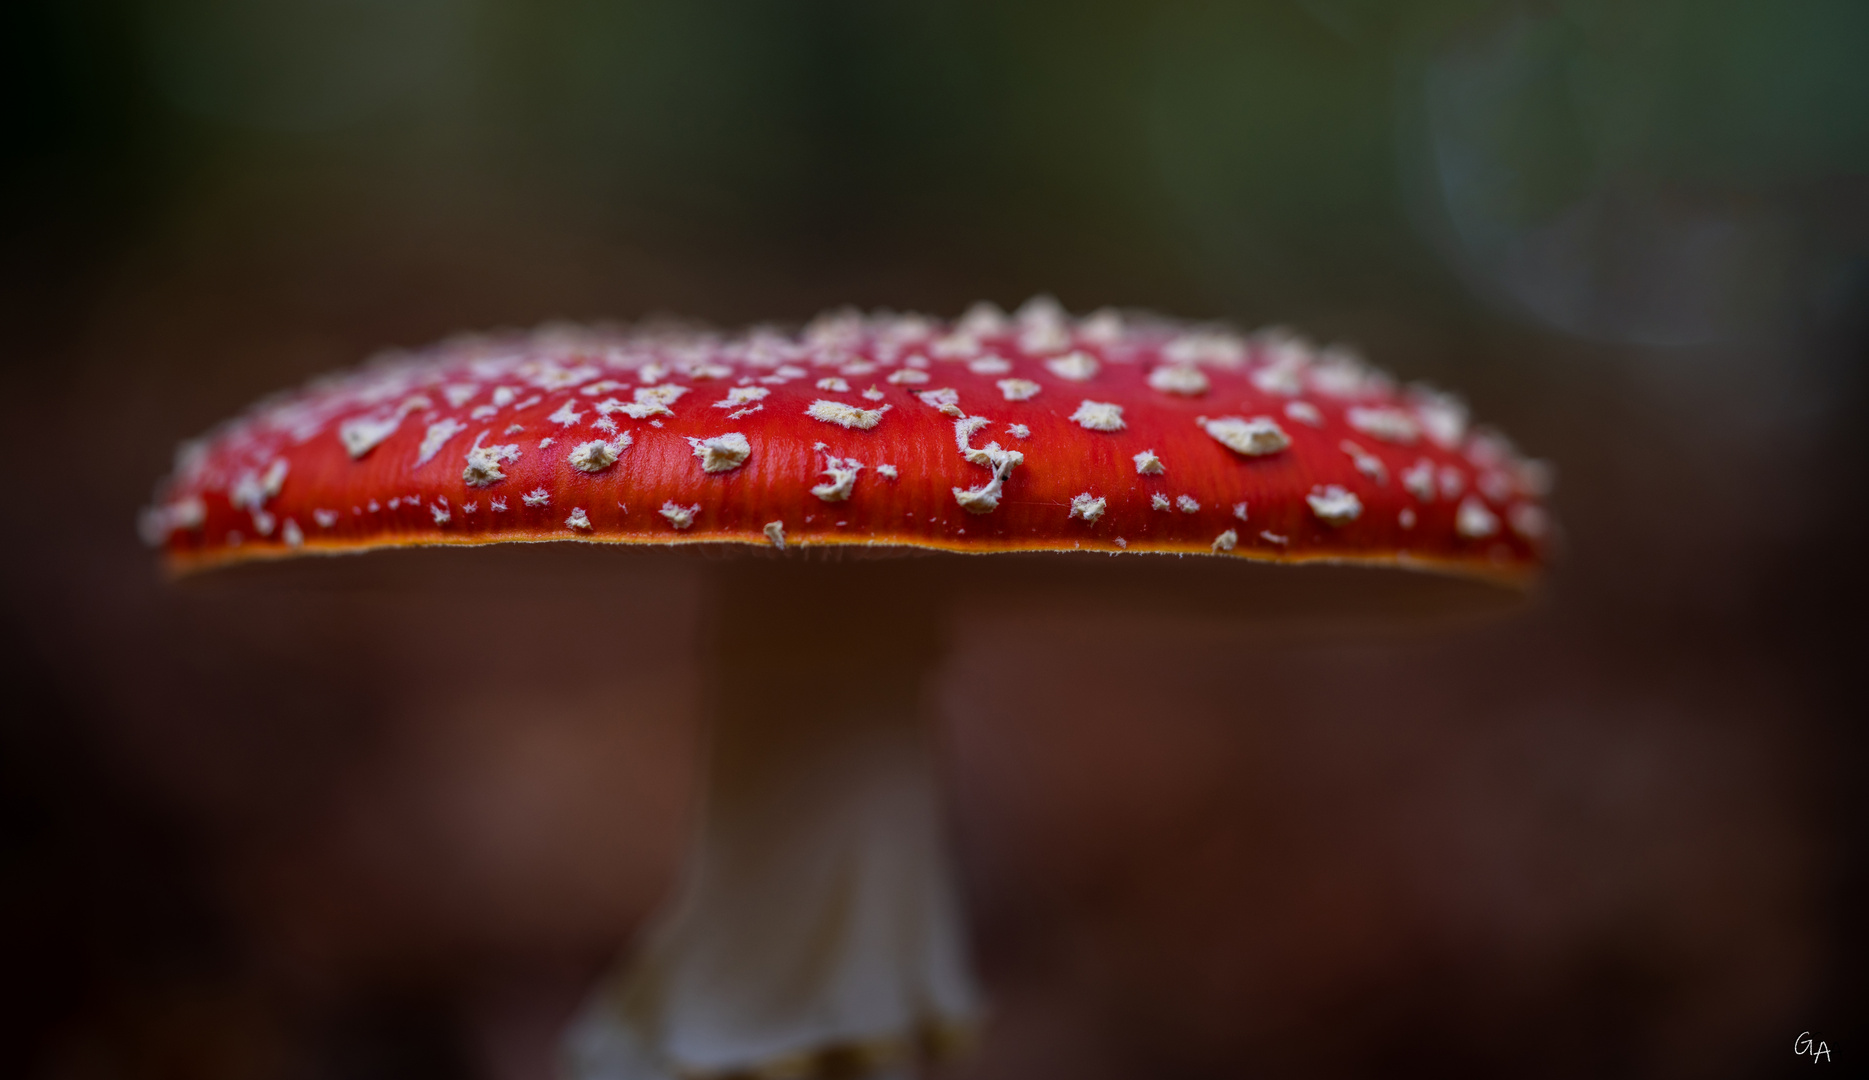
[142,300,1553,582]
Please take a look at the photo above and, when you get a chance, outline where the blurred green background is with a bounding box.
[15,0,1867,343]
[3,2,1865,1077]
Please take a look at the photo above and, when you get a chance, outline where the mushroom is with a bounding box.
[141,300,1551,1078]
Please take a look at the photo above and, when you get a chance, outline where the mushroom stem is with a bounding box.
[564,561,981,1080]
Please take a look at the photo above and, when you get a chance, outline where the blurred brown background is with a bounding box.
[2,1,1864,1077]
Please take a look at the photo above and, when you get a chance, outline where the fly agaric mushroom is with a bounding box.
[141,299,1552,1079]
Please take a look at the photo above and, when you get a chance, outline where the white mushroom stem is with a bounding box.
[564,563,980,1080]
